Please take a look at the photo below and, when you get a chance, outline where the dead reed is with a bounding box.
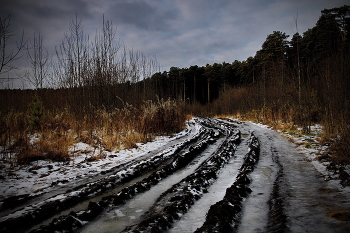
[0,98,186,166]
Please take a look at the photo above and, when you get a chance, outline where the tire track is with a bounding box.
[121,128,241,232]
[266,146,288,233]
[4,118,317,233]
[169,133,249,232]
[0,123,194,216]
[194,133,260,233]
[79,137,228,233]
[27,121,221,233]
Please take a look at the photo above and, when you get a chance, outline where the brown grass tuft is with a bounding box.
[328,130,350,165]
[1,98,187,166]
[17,131,73,165]
[140,99,186,135]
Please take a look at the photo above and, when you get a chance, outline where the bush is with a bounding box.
[140,99,186,135]
[17,132,72,165]
[27,94,44,131]
[329,130,350,165]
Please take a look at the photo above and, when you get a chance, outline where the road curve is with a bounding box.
[1,118,349,233]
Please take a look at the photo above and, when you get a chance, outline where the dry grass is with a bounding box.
[17,131,74,164]
[140,99,186,135]
[0,98,186,166]
[328,131,350,165]
[218,110,350,168]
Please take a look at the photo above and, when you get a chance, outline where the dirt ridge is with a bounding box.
[194,133,260,232]
[27,124,219,233]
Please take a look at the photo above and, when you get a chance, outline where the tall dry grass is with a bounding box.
[210,85,350,166]
[0,98,186,166]
[140,99,186,135]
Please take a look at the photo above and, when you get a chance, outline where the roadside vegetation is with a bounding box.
[0,5,349,182]
[0,96,185,166]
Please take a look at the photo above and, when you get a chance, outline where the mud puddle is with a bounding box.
[78,138,226,233]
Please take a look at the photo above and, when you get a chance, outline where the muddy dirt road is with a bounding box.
[1,118,349,232]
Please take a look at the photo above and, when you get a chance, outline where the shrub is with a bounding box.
[329,130,350,165]
[17,132,73,165]
[140,99,186,135]
[1,98,187,166]
[27,94,45,131]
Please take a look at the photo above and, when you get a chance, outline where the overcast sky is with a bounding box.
[0,0,348,88]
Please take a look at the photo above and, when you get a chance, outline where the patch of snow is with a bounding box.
[249,121,272,129]
[232,119,333,180]
[0,120,197,201]
[277,125,335,179]
[170,136,249,233]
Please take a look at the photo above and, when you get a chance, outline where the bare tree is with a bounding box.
[294,12,301,105]
[0,15,26,74]
[91,16,121,86]
[25,32,49,89]
[55,13,89,88]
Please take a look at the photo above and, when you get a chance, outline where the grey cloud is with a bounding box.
[0,0,92,22]
[0,0,94,44]
[1,0,350,88]
[107,0,178,31]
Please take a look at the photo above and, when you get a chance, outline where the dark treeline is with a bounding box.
[142,62,243,105]
[143,5,350,134]
[1,5,350,135]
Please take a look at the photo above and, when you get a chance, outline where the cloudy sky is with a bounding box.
[0,0,348,88]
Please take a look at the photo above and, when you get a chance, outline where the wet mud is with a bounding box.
[1,118,349,233]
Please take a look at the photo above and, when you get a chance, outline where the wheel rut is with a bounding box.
[20,118,230,233]
[1,118,349,233]
[122,129,241,232]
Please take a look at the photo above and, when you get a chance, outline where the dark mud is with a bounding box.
[194,133,260,233]
[2,118,348,233]
[266,147,288,233]
[27,125,219,233]
[121,129,241,232]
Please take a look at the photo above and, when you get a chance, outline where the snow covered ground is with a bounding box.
[1,117,349,233]
[0,120,193,201]
[250,122,335,179]
[0,119,343,203]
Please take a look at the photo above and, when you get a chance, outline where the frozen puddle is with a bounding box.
[79,137,226,233]
[170,136,249,233]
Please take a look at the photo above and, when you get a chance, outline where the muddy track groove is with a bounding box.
[0,122,216,233]
[0,128,193,215]
[25,120,223,233]
[266,146,288,233]
[121,129,241,232]
[3,118,345,233]
[194,133,260,233]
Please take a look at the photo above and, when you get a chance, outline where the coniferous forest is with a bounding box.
[1,6,350,165]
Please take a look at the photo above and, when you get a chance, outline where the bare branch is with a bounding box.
[0,15,26,74]
[25,32,49,89]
